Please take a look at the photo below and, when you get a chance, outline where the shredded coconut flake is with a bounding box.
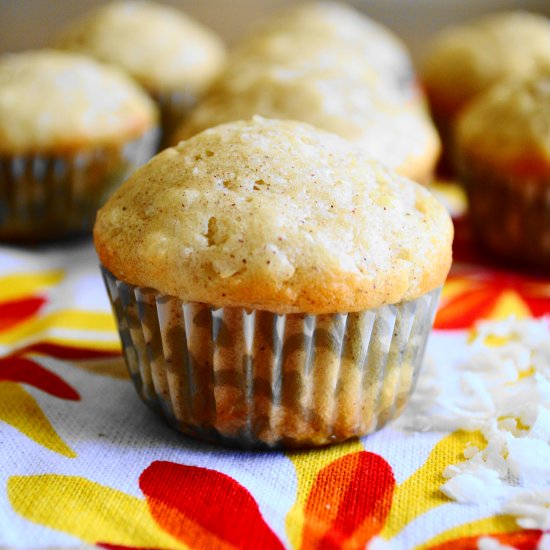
[502,490,550,530]
[441,466,503,502]
[398,316,550,528]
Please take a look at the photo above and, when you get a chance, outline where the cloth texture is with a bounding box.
[0,185,548,550]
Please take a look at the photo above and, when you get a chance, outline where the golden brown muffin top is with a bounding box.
[95,118,453,313]
[422,11,550,115]
[54,1,226,95]
[0,50,157,155]
[456,73,550,172]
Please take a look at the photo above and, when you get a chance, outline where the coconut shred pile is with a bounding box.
[398,316,550,530]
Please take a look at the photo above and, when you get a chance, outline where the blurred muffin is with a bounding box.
[54,0,226,145]
[423,11,550,152]
[95,117,453,448]
[455,74,550,270]
[247,1,420,104]
[0,50,157,242]
[172,2,439,183]
[174,65,440,184]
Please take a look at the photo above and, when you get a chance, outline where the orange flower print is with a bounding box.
[138,461,284,550]
[8,447,543,549]
[433,214,550,330]
[435,269,550,329]
[424,529,544,550]
[419,513,546,550]
[11,456,395,550]
[9,462,285,549]
[299,451,394,549]
[286,439,398,550]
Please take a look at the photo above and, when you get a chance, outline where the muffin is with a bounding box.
[173,64,440,184]
[54,0,226,146]
[244,2,420,105]
[95,117,453,448]
[0,50,157,242]
[422,11,550,156]
[455,74,550,270]
[171,2,439,183]
[172,2,440,183]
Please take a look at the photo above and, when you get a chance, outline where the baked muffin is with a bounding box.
[173,65,440,184]
[0,50,157,242]
[172,3,439,183]
[54,0,226,146]
[423,11,550,154]
[246,1,420,105]
[455,74,550,270]
[95,117,453,448]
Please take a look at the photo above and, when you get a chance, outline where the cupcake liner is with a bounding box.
[0,129,158,242]
[102,267,441,449]
[153,90,197,148]
[460,155,550,270]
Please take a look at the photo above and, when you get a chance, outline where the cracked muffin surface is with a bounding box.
[95,117,452,313]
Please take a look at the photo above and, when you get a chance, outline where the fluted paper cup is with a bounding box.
[153,90,197,149]
[102,267,441,449]
[0,129,158,242]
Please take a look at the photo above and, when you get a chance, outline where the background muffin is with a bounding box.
[95,117,453,448]
[233,1,421,105]
[455,73,550,270]
[422,11,550,161]
[54,0,226,146]
[174,72,440,185]
[0,49,157,242]
[173,4,440,184]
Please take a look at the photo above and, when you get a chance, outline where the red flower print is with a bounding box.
[0,355,79,400]
[140,461,284,550]
[0,296,46,332]
[16,341,121,361]
[300,451,395,550]
[435,269,550,329]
